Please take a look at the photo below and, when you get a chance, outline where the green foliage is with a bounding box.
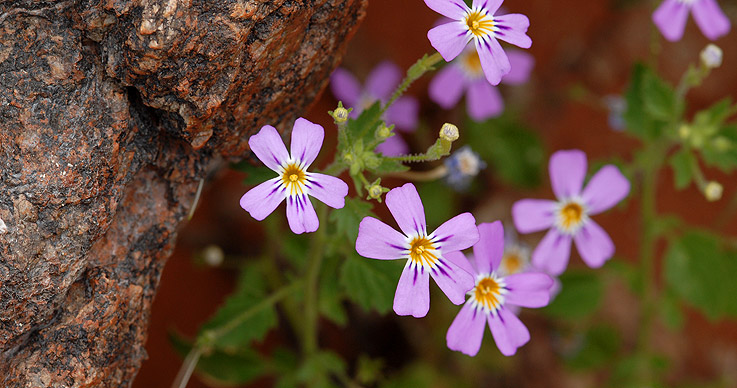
[295,351,347,388]
[418,180,456,228]
[318,253,348,326]
[169,332,267,386]
[690,98,737,172]
[669,149,695,190]
[232,160,277,186]
[198,263,278,351]
[624,63,680,139]
[544,270,603,319]
[664,230,737,320]
[339,253,403,314]
[329,197,374,243]
[467,115,544,188]
[565,325,621,370]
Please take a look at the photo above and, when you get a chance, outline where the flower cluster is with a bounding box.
[653,0,731,42]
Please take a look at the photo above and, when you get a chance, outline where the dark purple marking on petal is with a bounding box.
[387,243,404,250]
[434,234,453,243]
[413,265,418,285]
[271,153,280,166]
[497,24,511,30]
[472,306,477,319]
[495,31,506,37]
[457,31,467,37]
[311,180,324,189]
[453,1,466,11]
[431,267,438,276]
[482,1,489,10]
[269,185,280,196]
[437,264,451,278]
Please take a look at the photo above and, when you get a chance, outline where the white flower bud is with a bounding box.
[439,123,459,142]
[704,181,723,202]
[202,245,224,267]
[700,44,723,69]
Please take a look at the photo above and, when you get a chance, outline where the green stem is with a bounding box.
[379,52,444,118]
[384,165,448,181]
[171,346,203,388]
[303,204,328,356]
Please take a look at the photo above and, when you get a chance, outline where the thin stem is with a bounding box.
[171,347,203,388]
[384,165,448,182]
[379,52,444,118]
[303,204,328,356]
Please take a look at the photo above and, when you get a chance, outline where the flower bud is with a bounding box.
[678,124,691,140]
[377,124,393,139]
[700,44,723,69]
[331,106,350,123]
[704,181,723,202]
[439,123,459,142]
[202,245,224,267]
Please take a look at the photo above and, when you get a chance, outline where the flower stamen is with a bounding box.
[408,236,438,267]
[464,10,495,38]
[472,275,506,312]
[555,199,588,234]
[281,163,307,196]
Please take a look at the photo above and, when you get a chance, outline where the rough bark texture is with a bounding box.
[0,0,366,386]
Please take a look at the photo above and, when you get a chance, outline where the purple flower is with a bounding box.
[512,150,630,275]
[355,183,479,318]
[653,0,731,42]
[330,61,419,156]
[425,0,532,85]
[240,118,349,234]
[430,47,534,121]
[445,221,553,356]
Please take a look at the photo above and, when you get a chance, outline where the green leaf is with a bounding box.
[417,180,456,228]
[665,231,737,320]
[295,351,346,388]
[199,263,278,351]
[565,325,621,370]
[624,63,676,139]
[347,101,383,145]
[340,253,402,314]
[669,149,695,190]
[169,332,266,386]
[329,197,374,243]
[318,254,348,326]
[467,115,544,188]
[660,290,684,330]
[367,157,410,174]
[544,270,603,319]
[232,160,277,186]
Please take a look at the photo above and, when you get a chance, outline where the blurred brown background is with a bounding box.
[134,0,737,387]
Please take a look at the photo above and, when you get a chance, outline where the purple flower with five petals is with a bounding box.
[445,221,553,356]
[355,183,479,318]
[240,118,349,234]
[512,150,630,276]
[430,47,534,121]
[330,61,419,156]
[653,0,731,42]
[425,0,532,85]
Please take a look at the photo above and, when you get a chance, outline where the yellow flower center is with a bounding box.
[559,202,584,230]
[501,253,522,275]
[408,236,438,267]
[464,10,495,37]
[474,276,503,311]
[462,50,483,75]
[281,163,306,196]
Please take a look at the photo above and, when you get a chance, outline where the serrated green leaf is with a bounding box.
[664,230,737,320]
[544,270,603,319]
[199,263,278,351]
[467,115,543,188]
[340,254,402,314]
[169,332,266,386]
[669,149,695,190]
[329,197,374,243]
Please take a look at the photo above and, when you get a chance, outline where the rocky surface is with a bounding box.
[0,0,366,386]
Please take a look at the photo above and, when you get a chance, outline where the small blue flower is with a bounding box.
[444,146,486,190]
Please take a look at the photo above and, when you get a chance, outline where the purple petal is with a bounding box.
[652,0,690,42]
[356,217,408,260]
[239,177,285,221]
[429,64,467,109]
[472,221,505,275]
[467,78,504,121]
[474,0,503,14]
[446,301,487,356]
[306,173,348,209]
[493,14,532,48]
[285,194,319,234]
[248,125,289,172]
[573,220,615,269]
[428,22,472,62]
[290,118,324,167]
[394,262,431,318]
[549,149,587,199]
[692,0,731,40]
[423,0,468,20]
[376,135,409,157]
[475,36,511,86]
[385,96,420,131]
[431,212,479,252]
[431,257,475,304]
[330,68,362,106]
[366,61,402,100]
[444,250,476,276]
[386,183,427,236]
[488,307,530,356]
[504,272,553,308]
[502,50,535,85]
[581,165,630,215]
[512,199,556,233]
[531,228,572,276]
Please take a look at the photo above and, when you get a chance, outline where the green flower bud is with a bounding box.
[439,123,459,142]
